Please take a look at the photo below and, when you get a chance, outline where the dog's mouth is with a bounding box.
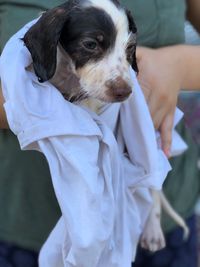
[65,91,130,104]
[87,90,132,103]
[100,94,131,103]
[112,94,131,102]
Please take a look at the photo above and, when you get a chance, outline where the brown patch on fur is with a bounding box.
[50,46,85,101]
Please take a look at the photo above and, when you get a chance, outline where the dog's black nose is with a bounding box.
[105,77,132,101]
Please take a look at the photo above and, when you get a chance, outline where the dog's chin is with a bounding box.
[98,94,131,103]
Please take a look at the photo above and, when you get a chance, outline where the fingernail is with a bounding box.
[164,148,170,158]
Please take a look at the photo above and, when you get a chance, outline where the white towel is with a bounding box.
[0,20,187,267]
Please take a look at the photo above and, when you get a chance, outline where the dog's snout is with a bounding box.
[105,77,132,102]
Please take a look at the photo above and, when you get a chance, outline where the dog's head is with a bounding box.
[23,0,138,102]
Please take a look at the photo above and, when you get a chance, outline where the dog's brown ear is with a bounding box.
[23,3,71,82]
[126,9,138,74]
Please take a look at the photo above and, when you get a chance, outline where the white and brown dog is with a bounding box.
[23,0,189,254]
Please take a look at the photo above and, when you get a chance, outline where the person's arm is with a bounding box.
[0,82,9,129]
[137,44,200,156]
[179,45,200,90]
[187,0,200,33]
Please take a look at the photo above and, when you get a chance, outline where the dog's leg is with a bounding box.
[159,191,190,240]
[140,189,166,252]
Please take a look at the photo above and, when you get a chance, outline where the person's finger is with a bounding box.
[160,112,174,157]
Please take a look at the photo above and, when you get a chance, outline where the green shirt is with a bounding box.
[122,0,186,47]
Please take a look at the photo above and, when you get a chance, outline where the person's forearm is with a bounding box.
[187,0,200,33]
[0,83,9,129]
[178,45,200,90]
[157,45,200,91]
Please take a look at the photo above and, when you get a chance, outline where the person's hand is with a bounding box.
[136,46,183,156]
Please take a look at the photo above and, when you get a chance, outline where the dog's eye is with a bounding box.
[82,40,98,51]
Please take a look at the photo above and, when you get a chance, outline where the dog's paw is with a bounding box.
[140,213,166,252]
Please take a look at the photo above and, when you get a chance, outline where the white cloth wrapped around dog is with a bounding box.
[0,21,186,267]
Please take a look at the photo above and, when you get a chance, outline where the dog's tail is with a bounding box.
[159,191,190,240]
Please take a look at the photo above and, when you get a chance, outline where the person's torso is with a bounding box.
[121,0,186,47]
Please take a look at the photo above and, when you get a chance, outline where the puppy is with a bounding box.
[23,0,138,112]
